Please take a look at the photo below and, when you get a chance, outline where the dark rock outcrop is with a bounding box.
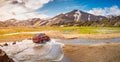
[0,49,14,62]
[3,43,8,46]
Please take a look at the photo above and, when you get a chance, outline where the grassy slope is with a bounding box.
[0,26,120,35]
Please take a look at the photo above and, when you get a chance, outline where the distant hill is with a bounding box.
[0,18,44,27]
[100,15,120,27]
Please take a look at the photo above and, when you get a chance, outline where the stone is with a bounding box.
[0,49,14,62]
[3,43,8,46]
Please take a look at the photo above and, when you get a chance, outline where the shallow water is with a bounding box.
[0,39,72,62]
[0,38,120,62]
[57,38,120,44]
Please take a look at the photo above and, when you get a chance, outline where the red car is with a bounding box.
[32,33,50,44]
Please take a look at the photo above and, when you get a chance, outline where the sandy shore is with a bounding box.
[62,43,120,62]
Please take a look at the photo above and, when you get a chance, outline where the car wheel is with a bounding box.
[47,39,50,42]
[43,40,47,43]
[33,40,38,43]
[40,40,43,44]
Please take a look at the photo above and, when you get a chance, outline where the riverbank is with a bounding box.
[54,33,120,39]
[62,43,120,62]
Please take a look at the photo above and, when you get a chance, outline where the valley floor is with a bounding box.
[0,26,120,42]
[0,31,120,42]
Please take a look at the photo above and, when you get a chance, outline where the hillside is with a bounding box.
[0,18,43,27]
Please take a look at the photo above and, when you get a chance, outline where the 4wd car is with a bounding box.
[32,33,50,44]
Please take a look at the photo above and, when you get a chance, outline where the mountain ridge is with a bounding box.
[0,10,120,27]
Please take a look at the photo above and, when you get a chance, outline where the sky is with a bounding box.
[0,0,120,21]
[39,0,120,17]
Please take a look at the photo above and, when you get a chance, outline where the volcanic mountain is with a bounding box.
[46,10,106,26]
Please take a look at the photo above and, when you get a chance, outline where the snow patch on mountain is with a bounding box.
[74,10,81,21]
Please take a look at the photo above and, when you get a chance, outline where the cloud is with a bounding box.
[87,5,120,16]
[0,0,52,21]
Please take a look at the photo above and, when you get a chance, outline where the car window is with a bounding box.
[33,33,46,38]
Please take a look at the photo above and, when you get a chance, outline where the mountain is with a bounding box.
[0,21,5,27]
[0,10,120,27]
[16,18,49,27]
[101,15,120,27]
[46,10,106,26]
[15,18,41,26]
[4,19,17,26]
[0,18,44,27]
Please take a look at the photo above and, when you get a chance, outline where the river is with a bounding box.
[57,38,120,44]
[0,32,120,62]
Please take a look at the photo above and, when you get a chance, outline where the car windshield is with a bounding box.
[39,33,45,36]
[33,33,46,38]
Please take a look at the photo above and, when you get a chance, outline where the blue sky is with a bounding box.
[0,0,120,21]
[38,0,120,17]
